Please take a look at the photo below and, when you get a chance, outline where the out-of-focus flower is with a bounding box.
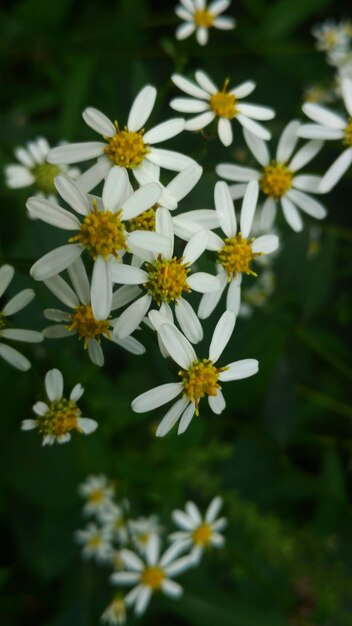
[75,522,114,563]
[128,516,162,555]
[101,595,126,625]
[79,475,115,516]
[175,0,236,46]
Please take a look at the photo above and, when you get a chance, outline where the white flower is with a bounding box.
[175,0,236,47]
[217,121,327,231]
[4,137,79,199]
[312,19,351,54]
[42,257,145,366]
[298,77,352,192]
[75,522,114,564]
[99,501,129,546]
[47,85,194,193]
[79,474,115,515]
[111,535,192,616]
[132,310,259,436]
[198,181,278,319]
[101,596,126,625]
[0,264,43,371]
[28,168,170,320]
[128,516,162,555]
[170,496,227,564]
[111,207,220,344]
[21,369,97,445]
[170,70,275,145]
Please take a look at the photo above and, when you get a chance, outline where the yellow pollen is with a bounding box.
[141,566,165,590]
[127,204,158,232]
[144,256,191,304]
[217,233,259,279]
[192,523,213,546]
[69,199,127,260]
[179,358,224,415]
[137,532,151,546]
[36,397,81,438]
[343,118,352,146]
[32,162,62,194]
[104,124,150,169]
[260,161,293,198]
[67,304,111,348]
[194,8,214,28]
[89,489,104,504]
[88,535,103,550]
[210,80,237,119]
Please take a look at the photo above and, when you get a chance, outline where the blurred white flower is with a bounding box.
[128,516,162,555]
[75,522,114,563]
[79,474,115,515]
[175,0,236,46]
[101,596,126,625]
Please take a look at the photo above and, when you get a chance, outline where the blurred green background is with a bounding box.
[1,0,352,624]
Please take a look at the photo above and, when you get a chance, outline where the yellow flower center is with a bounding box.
[194,8,214,28]
[36,397,81,438]
[127,205,158,232]
[210,80,237,119]
[69,199,127,260]
[179,358,224,415]
[104,124,150,169]
[109,598,125,621]
[67,304,111,348]
[136,532,151,546]
[144,256,191,304]
[192,523,213,546]
[141,566,165,590]
[88,535,103,550]
[217,233,259,279]
[343,118,352,146]
[260,161,293,198]
[32,162,62,194]
[89,489,105,504]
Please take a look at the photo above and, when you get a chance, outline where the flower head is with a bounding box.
[75,522,114,564]
[79,474,115,515]
[101,595,126,625]
[175,0,236,46]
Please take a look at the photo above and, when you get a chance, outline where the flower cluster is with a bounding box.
[76,474,227,623]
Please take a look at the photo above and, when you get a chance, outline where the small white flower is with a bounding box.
[312,19,351,54]
[4,137,79,199]
[175,0,236,47]
[170,496,227,564]
[22,369,97,445]
[170,70,275,145]
[99,501,129,546]
[47,85,194,193]
[128,516,162,555]
[298,77,352,192]
[42,257,145,367]
[111,535,192,616]
[198,181,278,319]
[0,264,43,371]
[132,310,259,436]
[75,522,114,564]
[101,596,126,625]
[111,207,220,344]
[217,121,327,231]
[79,474,115,515]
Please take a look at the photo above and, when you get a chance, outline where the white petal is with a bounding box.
[178,403,195,434]
[197,272,227,319]
[5,166,34,188]
[2,288,34,316]
[111,571,141,585]
[286,190,327,219]
[33,401,49,416]
[208,389,226,414]
[31,245,82,281]
[172,509,195,530]
[216,163,259,183]
[341,77,352,116]
[120,549,144,571]
[293,175,322,193]
[208,0,230,15]
[205,496,223,522]
[302,103,346,129]
[45,368,64,401]
[70,383,84,401]
[112,335,146,355]
[110,264,148,285]
[218,118,233,146]
[237,103,275,120]
[175,299,203,344]
[289,140,323,172]
[14,147,33,167]
[166,164,203,201]
[276,120,300,162]
[82,107,116,137]
[237,115,271,140]
[74,157,111,193]
[183,229,209,265]
[156,397,189,437]
[228,183,248,200]
[214,181,236,237]
[209,310,236,362]
[159,323,196,369]
[147,148,195,171]
[281,196,303,232]
[77,418,98,434]
[111,284,141,310]
[319,148,352,192]
[26,197,81,230]
[67,257,90,305]
[135,586,152,616]
[47,142,106,164]
[213,16,236,29]
[87,339,104,366]
[144,118,185,144]
[187,272,220,293]
[161,579,183,598]
[21,419,37,431]
[132,383,183,413]
[91,257,112,320]
[155,207,174,257]
[231,81,256,99]
[43,274,80,308]
[226,276,241,315]
[43,324,74,338]
[175,22,196,40]
[54,173,90,215]
[195,70,217,94]
[251,234,279,254]
[240,180,259,238]
[185,110,215,131]
[171,73,209,99]
[219,358,259,381]
[128,231,171,257]
[1,329,42,343]
[260,197,277,231]
[114,294,151,338]
[170,98,209,113]
[175,6,193,20]
[196,27,208,46]
[297,124,344,140]
[0,343,31,371]
[102,166,129,211]
[121,183,161,220]
[128,85,157,132]
[243,129,270,166]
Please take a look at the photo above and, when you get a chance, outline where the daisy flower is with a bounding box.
[21,368,97,445]
[128,516,162,555]
[4,137,79,199]
[0,264,43,371]
[175,0,236,47]
[99,501,129,546]
[111,207,220,344]
[298,77,352,192]
[28,168,169,321]
[170,496,226,564]
[170,70,275,145]
[312,19,351,54]
[198,181,278,319]
[101,596,126,625]
[75,522,114,564]
[217,121,327,231]
[132,310,259,437]
[111,535,192,616]
[79,474,115,516]
[42,257,145,367]
[47,85,194,193]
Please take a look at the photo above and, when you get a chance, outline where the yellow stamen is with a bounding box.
[217,233,259,279]
[210,80,237,119]
[69,199,127,260]
[194,8,214,28]
[88,535,103,550]
[260,161,293,198]
[32,162,62,194]
[141,566,165,590]
[179,358,224,415]
[67,304,111,348]
[36,397,81,438]
[192,523,213,546]
[127,205,158,232]
[144,256,191,304]
[343,118,352,146]
[104,123,150,169]
[89,489,105,504]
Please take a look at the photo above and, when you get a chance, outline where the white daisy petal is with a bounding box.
[167,164,203,202]
[281,196,303,232]
[91,257,112,321]
[208,388,226,414]
[240,180,259,238]
[170,98,209,114]
[228,183,248,200]
[45,368,64,401]
[77,418,98,434]
[0,344,31,371]
[54,174,90,215]
[197,272,227,319]
[132,383,183,413]
[112,335,145,356]
[159,322,196,369]
[175,299,203,344]
[237,115,271,140]
[219,358,259,381]
[43,274,80,308]
[175,22,197,40]
[102,166,129,211]
[213,16,236,29]
[208,0,230,14]
[319,148,352,192]
[297,124,344,140]
[183,229,209,265]
[82,107,116,137]
[43,325,74,339]
[293,175,322,193]
[243,129,270,166]
[121,549,144,571]
[195,70,217,94]
[128,231,171,257]
[156,397,189,437]
[231,81,256,99]
[111,284,141,310]
[175,6,193,20]
[196,27,209,46]
[286,190,327,219]
[217,117,233,147]
[147,148,196,171]
[144,119,185,144]
[251,234,279,254]
[111,571,141,585]
[31,244,82,281]
[185,501,202,523]
[187,272,220,293]
[276,120,300,162]
[70,383,84,401]
[114,294,151,338]
[341,77,352,117]
[5,166,34,188]
[185,111,216,131]
[128,85,157,132]
[145,534,160,566]
[1,329,42,343]
[205,496,223,522]
[172,509,195,530]
[110,264,148,285]
[74,157,111,193]
[289,140,323,172]
[155,207,174,257]
[26,197,81,229]
[209,310,236,362]
[67,257,91,305]
[47,142,106,164]
[121,183,161,220]
[161,579,183,598]
[178,403,196,434]
[237,103,275,120]
[87,339,104,366]
[214,181,236,237]
[171,73,209,99]
[21,419,37,431]
[302,102,346,129]
[135,586,152,616]
[33,402,49,416]
[216,163,259,183]
[2,288,34,316]
[14,147,33,167]
[260,197,277,230]
[226,275,241,315]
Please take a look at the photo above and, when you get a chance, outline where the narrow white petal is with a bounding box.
[219,358,259,381]
[1,329,42,343]
[240,180,259,238]
[159,323,196,369]
[111,571,141,585]
[77,418,98,434]
[218,118,233,146]
[147,148,196,171]
[197,272,227,319]
[251,234,279,254]
[170,98,209,113]
[87,339,104,366]
[33,401,49,416]
[45,368,64,401]
[260,197,277,231]
[14,147,33,167]
[111,284,141,310]
[276,120,300,162]
[208,0,230,15]
[237,103,275,121]
[114,294,151,338]
[43,274,80,308]
[47,142,106,164]
[208,389,226,414]
[144,118,185,145]
[70,383,84,401]
[145,534,160,566]
[195,70,217,94]
[166,164,203,201]
[243,129,270,166]
[178,403,195,434]
[161,579,183,598]
[155,207,174,256]
[121,183,161,220]
[341,77,352,117]
[209,310,236,362]
[196,27,208,46]
[43,325,74,338]
[237,115,271,140]
[135,586,152,616]
[21,419,37,431]
[2,288,34,316]
[302,103,346,129]
[205,496,223,523]
[228,183,248,200]
[183,229,209,265]
[110,264,148,285]
[171,73,209,99]
[216,163,259,183]
[185,110,215,131]
[214,181,236,237]
[102,166,129,211]
[156,397,189,437]
[297,124,344,140]
[175,6,193,20]
[172,509,195,530]
[82,107,116,137]
[226,276,241,315]
[112,335,145,356]
[91,257,112,320]
[213,16,235,29]
[289,140,323,172]
[121,549,144,571]
[67,257,90,305]
[319,148,352,192]
[175,22,196,40]
[293,175,323,193]
[286,190,327,220]
[5,166,34,188]
[132,383,183,413]
[31,245,82,281]
[281,196,303,232]
[0,265,15,298]
[0,344,31,370]
[128,231,171,257]
[54,173,89,215]
[74,157,111,193]
[128,85,157,132]
[187,272,220,293]
[175,299,203,344]
[231,80,256,99]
